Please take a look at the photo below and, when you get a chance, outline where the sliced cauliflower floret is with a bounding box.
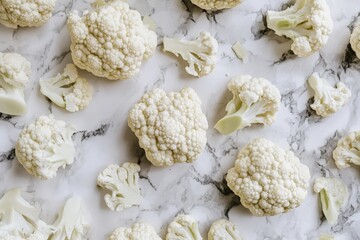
[166,215,202,240]
[108,222,161,240]
[333,132,360,169]
[190,0,242,10]
[40,64,93,112]
[226,138,310,216]
[97,163,142,211]
[350,21,360,59]
[208,219,242,240]
[0,52,31,115]
[67,0,157,80]
[313,177,348,225]
[266,0,333,57]
[163,32,218,77]
[308,73,351,117]
[214,75,281,135]
[128,87,208,167]
[0,0,56,28]
[15,115,77,180]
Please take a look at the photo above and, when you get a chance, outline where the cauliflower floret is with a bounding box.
[67,0,157,80]
[128,87,208,167]
[108,222,161,240]
[333,132,360,169]
[308,73,351,117]
[226,138,310,216]
[0,52,31,115]
[163,32,218,77]
[214,75,281,135]
[166,215,202,240]
[97,163,142,211]
[15,115,76,180]
[266,0,333,57]
[0,0,56,28]
[190,0,242,10]
[208,219,242,240]
[40,64,93,112]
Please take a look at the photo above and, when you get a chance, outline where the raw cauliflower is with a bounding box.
[350,21,360,59]
[333,132,360,169]
[208,219,242,240]
[128,87,208,167]
[67,0,157,80]
[226,138,310,216]
[190,0,242,10]
[108,222,161,240]
[166,215,202,240]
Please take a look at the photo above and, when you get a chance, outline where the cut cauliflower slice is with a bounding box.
[67,0,157,80]
[190,0,242,10]
[15,115,76,180]
[208,219,242,240]
[128,87,208,167]
[0,0,56,28]
[40,64,93,112]
[163,32,218,77]
[97,163,142,211]
[313,177,348,225]
[333,132,360,169]
[108,222,161,240]
[266,0,333,57]
[350,21,360,59]
[166,215,202,240]
[308,73,351,117]
[215,75,281,135]
[226,138,310,216]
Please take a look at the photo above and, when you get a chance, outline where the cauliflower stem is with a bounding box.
[0,77,27,115]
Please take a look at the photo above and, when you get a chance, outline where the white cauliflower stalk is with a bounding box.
[333,132,360,169]
[15,115,76,180]
[163,32,218,77]
[108,222,161,240]
[97,163,142,211]
[214,75,281,135]
[40,64,93,112]
[190,0,242,10]
[128,87,208,167]
[313,177,348,225]
[226,138,310,216]
[350,21,360,59]
[208,219,242,240]
[0,52,31,115]
[308,73,351,117]
[166,215,202,240]
[67,0,157,80]
[266,0,333,57]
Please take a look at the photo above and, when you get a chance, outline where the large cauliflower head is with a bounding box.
[108,222,161,240]
[190,0,242,10]
[226,138,310,216]
[67,0,157,80]
[128,87,208,167]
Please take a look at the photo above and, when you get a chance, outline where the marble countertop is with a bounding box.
[1,0,360,239]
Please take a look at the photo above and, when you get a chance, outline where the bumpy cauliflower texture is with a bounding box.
[108,222,161,240]
[226,138,310,216]
[208,219,242,240]
[333,132,360,169]
[128,88,208,167]
[166,215,202,240]
[190,0,242,10]
[350,21,360,59]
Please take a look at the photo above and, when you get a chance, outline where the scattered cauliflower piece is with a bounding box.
[97,163,142,211]
[108,222,161,240]
[231,41,247,62]
[163,32,218,77]
[208,219,242,240]
[350,21,360,59]
[15,115,77,180]
[266,0,333,57]
[313,177,348,225]
[0,52,31,115]
[128,87,208,167]
[226,138,310,216]
[319,234,334,240]
[333,132,360,169]
[166,215,202,240]
[40,64,93,112]
[214,75,281,135]
[190,0,242,10]
[67,0,157,80]
[308,73,351,117]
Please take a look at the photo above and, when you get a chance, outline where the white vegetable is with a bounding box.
[319,233,334,240]
[190,0,242,10]
[108,222,161,240]
[350,21,360,59]
[208,219,242,240]
[333,132,360,169]
[166,215,202,240]
[97,163,142,211]
[231,41,247,62]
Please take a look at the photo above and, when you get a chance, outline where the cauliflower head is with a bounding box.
[108,222,161,240]
[208,219,242,240]
[67,0,157,80]
[15,115,77,180]
[333,132,360,169]
[215,75,281,135]
[350,21,360,59]
[226,138,310,216]
[308,73,351,117]
[166,215,202,240]
[128,87,208,167]
[0,0,56,28]
[190,0,242,10]
[266,0,333,57]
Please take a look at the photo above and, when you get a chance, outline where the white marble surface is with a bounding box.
[1,0,360,239]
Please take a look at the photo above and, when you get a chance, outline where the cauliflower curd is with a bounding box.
[109,222,161,240]
[190,0,242,10]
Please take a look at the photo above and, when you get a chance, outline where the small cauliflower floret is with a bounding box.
[190,0,242,10]
[0,52,31,115]
[266,0,333,57]
[166,215,202,240]
[350,21,360,59]
[97,163,142,211]
[215,75,281,135]
[108,222,161,240]
[333,132,360,169]
[313,177,348,225]
[226,138,310,216]
[40,64,93,112]
[163,32,218,77]
[0,0,56,28]
[308,73,351,117]
[208,219,242,240]
[67,0,157,80]
[128,87,208,167]
[15,115,76,180]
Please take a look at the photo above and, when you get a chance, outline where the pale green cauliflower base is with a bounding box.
[108,222,161,240]
[190,0,242,10]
